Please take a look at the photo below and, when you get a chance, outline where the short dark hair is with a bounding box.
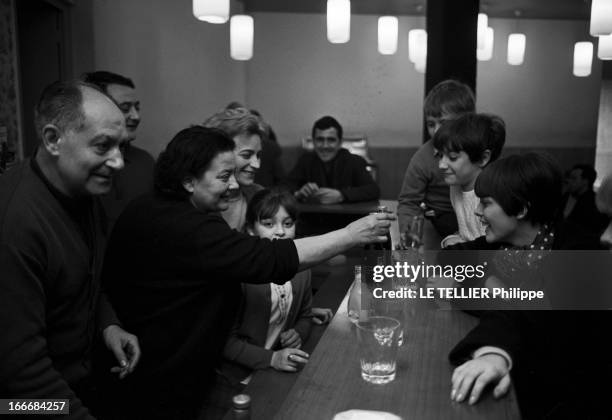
[34,80,102,138]
[312,116,343,140]
[433,113,506,163]
[572,164,597,187]
[154,126,235,199]
[475,153,563,225]
[81,71,135,93]
[424,79,475,119]
[246,187,299,229]
[203,107,265,139]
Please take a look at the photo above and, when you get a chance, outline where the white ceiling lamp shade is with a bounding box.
[507,33,526,65]
[573,42,593,77]
[327,0,351,44]
[414,57,426,74]
[230,15,254,61]
[412,30,427,73]
[408,29,427,64]
[193,0,229,24]
[477,13,488,49]
[378,16,398,55]
[477,27,494,61]
[598,34,612,60]
[590,0,612,36]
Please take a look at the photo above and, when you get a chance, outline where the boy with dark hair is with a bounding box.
[397,80,475,243]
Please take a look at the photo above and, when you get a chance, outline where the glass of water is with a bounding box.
[355,316,401,384]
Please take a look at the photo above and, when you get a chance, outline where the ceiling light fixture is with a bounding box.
[378,16,399,55]
[573,41,593,77]
[327,0,351,44]
[590,0,612,36]
[230,15,254,61]
[598,34,612,60]
[193,0,229,24]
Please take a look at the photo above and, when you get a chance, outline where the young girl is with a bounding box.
[433,113,506,247]
[221,188,313,386]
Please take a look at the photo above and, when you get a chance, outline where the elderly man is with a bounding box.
[82,71,155,229]
[0,80,140,419]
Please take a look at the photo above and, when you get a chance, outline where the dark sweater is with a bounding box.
[100,144,155,230]
[287,148,379,202]
[0,158,115,419]
[448,226,612,418]
[101,194,300,417]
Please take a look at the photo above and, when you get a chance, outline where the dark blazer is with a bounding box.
[287,148,379,202]
[220,270,313,382]
[559,190,608,235]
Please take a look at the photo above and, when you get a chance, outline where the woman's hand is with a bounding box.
[271,348,309,372]
[347,212,395,245]
[103,324,141,379]
[280,329,302,348]
[451,354,511,405]
[311,307,333,325]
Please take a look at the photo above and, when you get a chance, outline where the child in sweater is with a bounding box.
[433,113,506,247]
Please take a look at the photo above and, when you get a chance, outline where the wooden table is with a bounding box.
[239,294,521,420]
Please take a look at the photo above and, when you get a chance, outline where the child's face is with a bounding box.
[476,197,519,244]
[437,150,482,189]
[426,113,458,139]
[250,206,296,240]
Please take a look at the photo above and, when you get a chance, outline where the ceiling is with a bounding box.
[238,0,591,20]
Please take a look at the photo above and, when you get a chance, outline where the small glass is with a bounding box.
[355,316,401,384]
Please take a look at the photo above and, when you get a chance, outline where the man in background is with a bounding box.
[83,71,155,229]
[560,163,608,235]
[287,115,379,204]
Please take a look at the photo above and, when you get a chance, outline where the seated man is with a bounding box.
[82,71,155,230]
[287,116,379,204]
[559,163,608,236]
[0,80,139,419]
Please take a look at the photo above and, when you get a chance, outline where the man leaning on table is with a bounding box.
[0,80,140,418]
[287,116,379,204]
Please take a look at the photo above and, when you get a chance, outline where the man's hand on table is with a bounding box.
[280,329,302,348]
[295,183,319,201]
[103,324,141,379]
[451,353,511,405]
[312,188,343,204]
[271,348,309,372]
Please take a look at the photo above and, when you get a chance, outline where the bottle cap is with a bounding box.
[232,394,251,409]
[376,205,388,213]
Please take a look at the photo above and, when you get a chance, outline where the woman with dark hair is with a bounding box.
[445,154,612,418]
[101,126,393,419]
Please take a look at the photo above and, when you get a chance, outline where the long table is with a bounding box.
[238,292,521,419]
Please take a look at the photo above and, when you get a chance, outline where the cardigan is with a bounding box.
[287,148,379,202]
[221,270,313,382]
[0,158,116,420]
[100,193,300,418]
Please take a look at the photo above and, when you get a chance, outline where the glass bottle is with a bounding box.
[347,265,362,323]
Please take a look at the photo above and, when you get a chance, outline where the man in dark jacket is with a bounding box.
[287,116,379,204]
[559,163,608,236]
[82,71,155,230]
[0,80,140,419]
